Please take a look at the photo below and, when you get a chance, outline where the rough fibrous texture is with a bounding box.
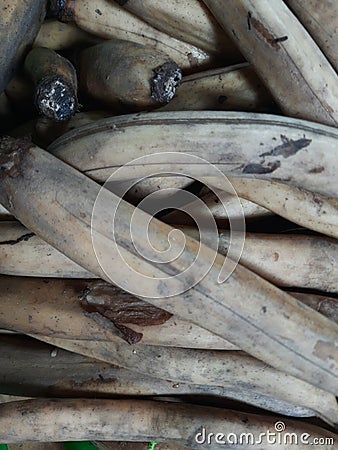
[0,136,32,179]
[151,61,182,103]
[35,77,77,121]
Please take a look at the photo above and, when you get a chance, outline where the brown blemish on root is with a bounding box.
[260,135,312,158]
[313,340,337,363]
[83,309,143,344]
[82,284,172,325]
[308,166,325,174]
[324,103,334,114]
[80,284,172,344]
[0,136,32,178]
[273,252,279,261]
[113,322,143,344]
[313,196,324,206]
[251,17,281,50]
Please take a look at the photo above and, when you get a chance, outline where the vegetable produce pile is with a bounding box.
[0,1,337,449]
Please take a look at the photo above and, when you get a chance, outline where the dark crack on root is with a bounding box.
[0,232,35,246]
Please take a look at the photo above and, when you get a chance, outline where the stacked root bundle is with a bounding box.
[0,1,337,449]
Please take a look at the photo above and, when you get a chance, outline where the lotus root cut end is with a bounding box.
[151,61,182,104]
[35,77,78,122]
[49,0,75,22]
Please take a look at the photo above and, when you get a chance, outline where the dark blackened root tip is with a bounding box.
[0,136,32,178]
[114,0,130,5]
[49,0,75,22]
[35,77,78,122]
[151,61,182,104]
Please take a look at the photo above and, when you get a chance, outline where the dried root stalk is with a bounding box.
[1,221,337,293]
[50,0,214,72]
[0,137,336,394]
[0,399,335,446]
[47,111,338,238]
[286,0,338,72]
[0,0,46,93]
[34,19,102,51]
[203,0,338,126]
[1,334,329,420]
[79,40,182,111]
[184,228,338,293]
[160,64,274,113]
[111,0,240,61]
[24,47,78,121]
